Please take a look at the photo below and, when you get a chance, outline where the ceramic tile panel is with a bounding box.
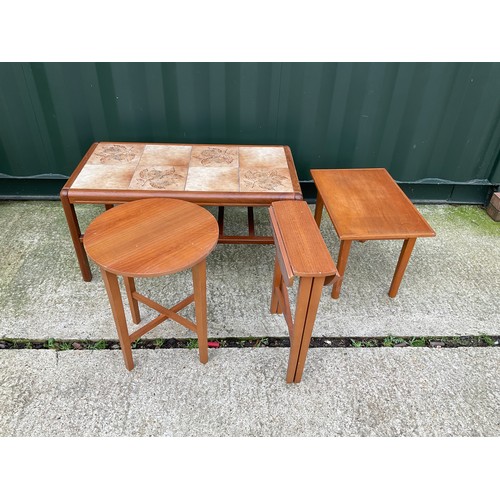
[240,168,294,192]
[238,146,288,170]
[71,164,137,189]
[86,143,144,167]
[138,145,192,167]
[71,143,297,193]
[185,166,239,192]
[189,146,239,168]
[128,165,188,190]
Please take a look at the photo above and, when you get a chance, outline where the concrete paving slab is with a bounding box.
[1,347,498,436]
[0,201,498,341]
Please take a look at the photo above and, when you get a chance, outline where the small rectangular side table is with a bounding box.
[311,168,436,298]
[60,142,302,281]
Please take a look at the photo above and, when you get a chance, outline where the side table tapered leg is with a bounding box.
[332,240,352,299]
[293,276,325,383]
[389,238,416,298]
[314,192,324,226]
[286,277,314,383]
[270,259,284,314]
[101,269,134,371]
[192,260,209,364]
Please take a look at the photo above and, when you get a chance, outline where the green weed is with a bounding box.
[383,336,395,347]
[480,335,495,346]
[393,337,406,345]
[93,340,107,350]
[410,337,427,347]
[186,339,198,349]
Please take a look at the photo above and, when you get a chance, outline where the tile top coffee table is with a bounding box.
[311,168,436,298]
[61,142,302,281]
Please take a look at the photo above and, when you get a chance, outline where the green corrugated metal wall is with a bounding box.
[0,62,499,200]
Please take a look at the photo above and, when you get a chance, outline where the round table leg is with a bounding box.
[101,269,134,370]
[192,260,209,364]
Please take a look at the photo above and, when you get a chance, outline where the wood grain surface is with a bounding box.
[311,168,436,240]
[270,200,337,278]
[83,198,219,277]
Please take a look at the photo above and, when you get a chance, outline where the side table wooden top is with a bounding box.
[83,198,219,277]
[311,168,436,240]
[269,200,337,279]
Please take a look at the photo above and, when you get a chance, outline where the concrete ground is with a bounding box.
[0,201,499,436]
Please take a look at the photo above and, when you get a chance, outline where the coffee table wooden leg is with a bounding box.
[60,190,92,282]
[247,207,255,236]
[217,206,225,238]
[332,240,352,299]
[123,276,141,324]
[192,259,209,364]
[293,276,325,383]
[286,277,313,383]
[314,191,324,226]
[389,238,416,298]
[100,269,134,371]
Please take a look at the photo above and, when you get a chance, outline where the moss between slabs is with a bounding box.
[0,335,498,350]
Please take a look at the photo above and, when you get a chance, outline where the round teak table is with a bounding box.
[83,198,219,370]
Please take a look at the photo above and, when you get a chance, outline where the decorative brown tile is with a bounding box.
[190,146,239,168]
[86,143,144,167]
[239,146,288,170]
[128,165,188,191]
[71,164,136,189]
[138,145,192,167]
[240,168,294,193]
[185,167,239,192]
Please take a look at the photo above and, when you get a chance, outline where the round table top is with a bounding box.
[83,198,219,277]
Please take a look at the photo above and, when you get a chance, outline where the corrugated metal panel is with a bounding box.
[274,62,500,183]
[0,62,499,184]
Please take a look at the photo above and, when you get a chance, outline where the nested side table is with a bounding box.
[311,168,436,298]
[83,198,219,370]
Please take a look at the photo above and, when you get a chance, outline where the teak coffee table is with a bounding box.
[61,142,302,281]
[311,168,436,298]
